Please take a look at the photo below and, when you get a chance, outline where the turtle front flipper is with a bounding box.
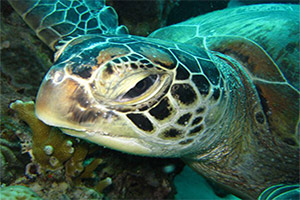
[7,0,128,50]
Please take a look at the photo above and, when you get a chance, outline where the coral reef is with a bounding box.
[0,185,42,200]
[0,116,30,184]
[0,1,52,120]
[0,0,52,97]
[0,5,52,185]
[0,138,22,183]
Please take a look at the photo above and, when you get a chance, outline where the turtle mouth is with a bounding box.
[60,127,153,156]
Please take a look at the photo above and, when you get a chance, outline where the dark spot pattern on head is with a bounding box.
[140,59,149,64]
[120,56,129,62]
[192,116,203,126]
[74,109,98,124]
[211,88,220,101]
[171,49,201,73]
[71,65,93,79]
[188,124,204,136]
[175,64,190,80]
[139,105,150,111]
[127,113,154,132]
[196,107,205,113]
[149,97,173,120]
[161,128,183,139]
[130,63,138,69]
[177,113,192,125]
[146,63,154,68]
[128,55,138,61]
[171,84,197,105]
[105,63,114,74]
[192,75,210,96]
[198,59,220,85]
[68,85,100,123]
[112,58,121,64]
[75,87,90,108]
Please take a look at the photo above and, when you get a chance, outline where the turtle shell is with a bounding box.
[149,4,299,147]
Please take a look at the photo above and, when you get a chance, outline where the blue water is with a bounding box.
[175,166,240,200]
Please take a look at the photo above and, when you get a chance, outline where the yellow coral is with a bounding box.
[80,158,103,179]
[65,143,88,178]
[94,177,112,193]
[10,100,75,170]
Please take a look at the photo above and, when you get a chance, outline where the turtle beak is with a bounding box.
[35,65,87,131]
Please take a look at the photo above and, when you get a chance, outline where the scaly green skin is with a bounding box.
[8,1,299,199]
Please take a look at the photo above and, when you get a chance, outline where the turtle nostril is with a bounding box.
[52,71,64,83]
[46,68,65,84]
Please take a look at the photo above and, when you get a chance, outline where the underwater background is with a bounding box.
[0,0,298,199]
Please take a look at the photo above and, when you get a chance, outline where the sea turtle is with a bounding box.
[8,0,299,199]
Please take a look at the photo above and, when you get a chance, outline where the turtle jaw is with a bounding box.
[60,127,153,156]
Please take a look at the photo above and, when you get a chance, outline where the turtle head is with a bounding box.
[36,35,226,157]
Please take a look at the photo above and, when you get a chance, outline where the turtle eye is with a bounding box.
[122,75,158,99]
